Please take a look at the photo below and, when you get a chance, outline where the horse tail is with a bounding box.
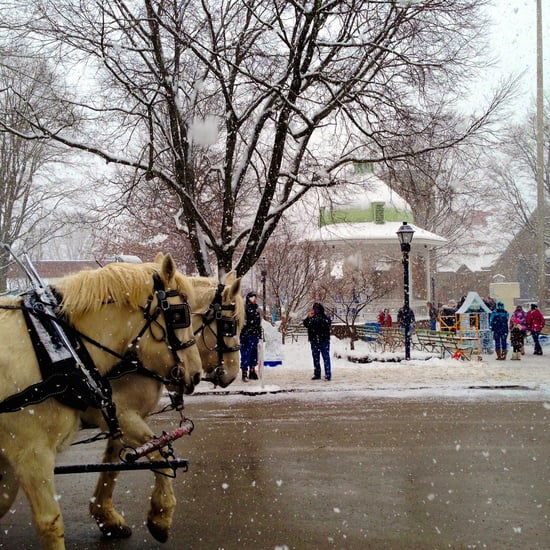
[0,452,19,517]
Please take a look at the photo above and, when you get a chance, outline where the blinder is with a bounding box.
[148,276,196,358]
[159,289,192,331]
[218,316,237,338]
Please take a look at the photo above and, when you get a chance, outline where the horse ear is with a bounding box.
[224,270,236,285]
[154,252,165,264]
[227,274,241,298]
[160,253,177,285]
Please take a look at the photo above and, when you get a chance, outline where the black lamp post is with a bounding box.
[397,221,415,360]
[260,262,267,320]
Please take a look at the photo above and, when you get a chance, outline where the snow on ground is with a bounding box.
[192,337,550,403]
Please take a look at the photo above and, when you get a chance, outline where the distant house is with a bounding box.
[5,255,143,293]
[490,211,550,305]
[6,260,101,292]
[435,206,550,312]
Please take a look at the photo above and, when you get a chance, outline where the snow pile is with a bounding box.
[192,336,550,402]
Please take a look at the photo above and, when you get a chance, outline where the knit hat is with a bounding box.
[246,291,257,299]
[312,302,325,315]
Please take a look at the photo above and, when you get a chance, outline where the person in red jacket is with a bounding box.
[377,308,392,327]
[526,303,546,355]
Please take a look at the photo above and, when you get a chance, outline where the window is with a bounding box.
[374,202,384,224]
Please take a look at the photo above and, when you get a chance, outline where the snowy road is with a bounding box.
[1,340,549,549]
[3,397,549,549]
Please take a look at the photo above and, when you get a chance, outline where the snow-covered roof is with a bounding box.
[438,252,499,273]
[456,291,492,314]
[331,173,411,213]
[306,221,447,248]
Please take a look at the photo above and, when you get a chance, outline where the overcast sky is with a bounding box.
[483,0,549,116]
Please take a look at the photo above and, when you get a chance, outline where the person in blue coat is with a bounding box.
[490,301,509,360]
[303,302,332,381]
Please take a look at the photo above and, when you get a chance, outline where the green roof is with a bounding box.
[320,202,413,227]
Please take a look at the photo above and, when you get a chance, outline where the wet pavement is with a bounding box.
[1,393,549,549]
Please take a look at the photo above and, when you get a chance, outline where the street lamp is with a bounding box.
[397,221,415,360]
[260,261,267,320]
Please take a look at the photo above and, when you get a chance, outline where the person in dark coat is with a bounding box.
[526,303,546,355]
[427,302,438,331]
[490,300,509,360]
[240,291,262,381]
[440,300,457,332]
[303,302,332,381]
[397,306,415,336]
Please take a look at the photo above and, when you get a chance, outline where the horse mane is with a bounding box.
[54,262,194,320]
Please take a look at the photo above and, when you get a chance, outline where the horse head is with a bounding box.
[57,253,203,395]
[187,272,244,387]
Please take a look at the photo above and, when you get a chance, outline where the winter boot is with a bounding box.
[249,368,258,380]
[495,350,502,360]
[510,351,519,360]
[501,350,508,360]
[242,370,248,382]
[521,345,525,355]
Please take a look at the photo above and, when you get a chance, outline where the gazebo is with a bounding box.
[305,167,446,322]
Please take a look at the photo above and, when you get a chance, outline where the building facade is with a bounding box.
[304,167,446,323]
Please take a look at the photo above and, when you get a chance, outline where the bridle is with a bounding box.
[194,283,240,385]
[140,274,196,365]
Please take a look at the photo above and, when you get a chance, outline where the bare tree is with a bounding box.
[484,96,550,289]
[0,55,79,291]
[488,96,550,240]
[90,180,198,271]
[317,266,399,350]
[261,222,323,342]
[1,0,512,277]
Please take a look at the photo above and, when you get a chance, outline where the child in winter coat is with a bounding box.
[509,321,524,360]
[240,291,263,381]
[509,305,527,357]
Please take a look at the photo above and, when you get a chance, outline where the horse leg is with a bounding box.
[90,415,177,543]
[89,439,132,539]
[16,450,66,550]
[0,452,19,517]
[146,462,177,543]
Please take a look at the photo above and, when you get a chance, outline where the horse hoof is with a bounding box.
[100,524,132,539]
[147,519,169,543]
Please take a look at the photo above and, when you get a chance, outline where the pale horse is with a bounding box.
[82,262,243,542]
[0,254,203,550]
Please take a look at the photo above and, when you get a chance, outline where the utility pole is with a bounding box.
[536,0,546,311]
